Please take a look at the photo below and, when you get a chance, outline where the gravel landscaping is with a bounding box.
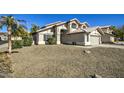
[0,53,13,77]
[11,45,124,78]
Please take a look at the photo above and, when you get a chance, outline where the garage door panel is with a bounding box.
[90,36,100,45]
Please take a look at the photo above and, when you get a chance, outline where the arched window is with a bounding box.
[83,26,86,29]
[71,23,77,29]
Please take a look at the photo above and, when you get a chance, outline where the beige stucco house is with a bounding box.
[32,18,114,46]
[100,26,115,43]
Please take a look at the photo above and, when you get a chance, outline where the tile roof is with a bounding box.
[84,26,99,32]
[100,25,111,28]
[34,18,90,33]
[45,21,63,26]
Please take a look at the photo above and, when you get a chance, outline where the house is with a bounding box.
[0,32,8,41]
[0,32,22,41]
[100,26,115,43]
[11,37,22,40]
[32,18,114,46]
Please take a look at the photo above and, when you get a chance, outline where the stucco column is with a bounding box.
[99,36,102,44]
[55,27,61,44]
[32,41,35,45]
[84,34,87,44]
[84,33,90,45]
[88,34,91,44]
[38,33,45,44]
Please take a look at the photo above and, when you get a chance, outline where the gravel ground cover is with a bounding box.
[11,45,124,78]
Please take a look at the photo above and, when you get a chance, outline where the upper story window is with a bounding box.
[71,23,77,29]
[82,26,86,29]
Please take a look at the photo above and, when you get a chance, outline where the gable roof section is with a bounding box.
[81,22,90,27]
[68,18,81,24]
[34,18,90,33]
[84,26,99,32]
[100,25,114,35]
[67,18,89,27]
[40,21,65,29]
[84,26,104,35]
[45,21,63,27]
[36,21,66,33]
[66,27,100,35]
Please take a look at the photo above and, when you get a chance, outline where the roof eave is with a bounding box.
[97,27,104,35]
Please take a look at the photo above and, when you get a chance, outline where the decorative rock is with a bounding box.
[84,50,91,54]
[0,73,8,78]
[95,74,102,78]
[90,74,102,78]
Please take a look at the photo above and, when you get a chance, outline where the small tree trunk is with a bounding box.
[8,26,12,54]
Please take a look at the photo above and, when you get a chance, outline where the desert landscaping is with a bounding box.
[0,15,124,78]
[6,45,123,78]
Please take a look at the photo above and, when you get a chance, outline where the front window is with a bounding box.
[44,34,52,41]
[71,23,77,29]
[83,26,86,29]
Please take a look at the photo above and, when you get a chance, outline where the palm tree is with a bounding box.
[30,24,40,34]
[12,26,29,38]
[0,15,26,54]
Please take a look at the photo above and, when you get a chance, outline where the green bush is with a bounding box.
[47,37,56,45]
[12,40,23,49]
[12,36,33,49]
[23,37,33,46]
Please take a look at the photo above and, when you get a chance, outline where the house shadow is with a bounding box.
[1,51,19,54]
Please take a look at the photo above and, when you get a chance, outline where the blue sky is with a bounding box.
[0,14,124,32]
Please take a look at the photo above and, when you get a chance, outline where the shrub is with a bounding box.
[23,37,33,46]
[47,37,56,45]
[12,40,23,49]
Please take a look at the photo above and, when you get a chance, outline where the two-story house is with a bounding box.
[100,26,115,43]
[32,18,114,45]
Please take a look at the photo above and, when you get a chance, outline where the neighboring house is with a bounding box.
[32,18,114,46]
[100,26,115,43]
[0,32,8,41]
[0,32,22,41]
[11,37,22,40]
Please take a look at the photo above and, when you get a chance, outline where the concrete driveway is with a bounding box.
[98,44,124,49]
[0,41,8,52]
[0,43,7,48]
[114,41,124,45]
[75,44,124,49]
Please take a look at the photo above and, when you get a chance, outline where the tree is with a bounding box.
[111,26,117,30]
[111,25,124,41]
[120,25,124,40]
[12,26,29,38]
[30,24,40,34]
[0,15,26,54]
[111,26,118,36]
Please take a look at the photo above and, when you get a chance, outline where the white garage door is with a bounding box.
[90,35,100,45]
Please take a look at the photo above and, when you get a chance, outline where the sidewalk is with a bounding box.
[0,43,8,52]
[74,44,124,49]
